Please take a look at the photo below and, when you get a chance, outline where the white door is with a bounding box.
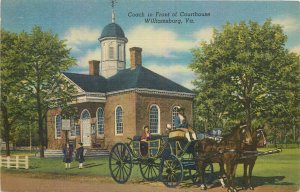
[81,110,91,146]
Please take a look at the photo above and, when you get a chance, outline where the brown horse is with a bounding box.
[194,124,253,192]
[240,127,267,190]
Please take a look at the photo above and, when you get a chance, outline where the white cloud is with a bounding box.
[146,63,195,89]
[77,48,101,69]
[193,27,214,42]
[273,17,300,33]
[290,44,300,54]
[64,26,101,51]
[126,25,195,58]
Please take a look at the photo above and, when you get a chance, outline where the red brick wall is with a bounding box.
[47,92,193,150]
[47,107,63,149]
[136,93,193,136]
[47,102,105,149]
[104,91,137,147]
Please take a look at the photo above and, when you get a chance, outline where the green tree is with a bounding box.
[1,26,77,157]
[0,30,31,155]
[190,19,299,137]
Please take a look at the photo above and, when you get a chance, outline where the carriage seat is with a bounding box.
[132,135,141,141]
[168,129,187,140]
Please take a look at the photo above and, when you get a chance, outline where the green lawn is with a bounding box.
[2,148,300,189]
[234,148,300,188]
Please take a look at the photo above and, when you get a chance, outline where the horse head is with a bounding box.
[254,128,267,148]
[239,124,253,145]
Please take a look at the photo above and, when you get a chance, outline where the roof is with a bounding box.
[63,66,194,95]
[100,23,125,39]
[107,66,194,94]
[63,72,107,92]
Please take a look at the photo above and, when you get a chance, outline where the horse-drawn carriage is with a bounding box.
[109,129,214,188]
[109,125,281,192]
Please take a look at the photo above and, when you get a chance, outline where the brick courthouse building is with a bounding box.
[47,16,195,150]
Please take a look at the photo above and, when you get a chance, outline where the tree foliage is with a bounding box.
[190,19,299,140]
[1,26,77,156]
[0,30,27,155]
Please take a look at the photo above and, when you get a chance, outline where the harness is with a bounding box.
[256,129,267,146]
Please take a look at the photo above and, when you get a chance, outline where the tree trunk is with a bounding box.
[1,102,11,156]
[38,115,45,158]
[245,98,252,131]
[36,89,45,158]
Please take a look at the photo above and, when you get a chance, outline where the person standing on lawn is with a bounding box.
[76,142,85,169]
[63,143,73,169]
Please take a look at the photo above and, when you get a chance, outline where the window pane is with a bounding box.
[70,118,76,136]
[172,107,179,129]
[149,106,159,134]
[116,107,123,134]
[76,125,80,136]
[82,111,90,119]
[97,108,104,135]
[55,115,62,138]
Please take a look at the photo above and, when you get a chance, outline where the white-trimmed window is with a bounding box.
[115,106,123,135]
[97,107,104,135]
[55,115,62,138]
[70,117,76,137]
[149,105,160,134]
[172,106,180,129]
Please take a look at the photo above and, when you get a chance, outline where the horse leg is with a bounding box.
[248,160,256,190]
[243,162,248,189]
[231,162,238,192]
[196,160,207,190]
[225,162,234,192]
[219,162,226,188]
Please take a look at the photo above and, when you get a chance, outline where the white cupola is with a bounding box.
[98,4,128,78]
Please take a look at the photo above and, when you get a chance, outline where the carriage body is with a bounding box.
[109,131,215,187]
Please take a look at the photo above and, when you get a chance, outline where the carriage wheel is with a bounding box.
[109,143,133,184]
[159,154,183,188]
[189,162,214,185]
[139,158,161,181]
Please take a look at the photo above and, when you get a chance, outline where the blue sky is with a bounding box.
[2,0,300,89]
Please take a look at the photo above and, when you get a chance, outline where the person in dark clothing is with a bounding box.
[76,142,85,169]
[140,125,151,156]
[63,143,73,169]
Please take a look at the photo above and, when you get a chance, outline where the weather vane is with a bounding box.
[111,0,116,23]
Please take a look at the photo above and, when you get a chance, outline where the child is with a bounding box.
[76,142,85,169]
[63,143,73,169]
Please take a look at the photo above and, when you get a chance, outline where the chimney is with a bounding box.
[89,60,100,76]
[130,47,142,69]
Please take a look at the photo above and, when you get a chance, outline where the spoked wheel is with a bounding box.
[109,143,133,184]
[139,158,161,181]
[189,162,214,185]
[189,168,201,185]
[159,154,183,188]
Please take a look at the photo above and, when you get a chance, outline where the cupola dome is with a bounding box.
[100,23,125,39]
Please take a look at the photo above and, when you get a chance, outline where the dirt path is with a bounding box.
[1,173,298,192]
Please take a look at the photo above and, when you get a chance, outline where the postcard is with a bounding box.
[1,1,299,192]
